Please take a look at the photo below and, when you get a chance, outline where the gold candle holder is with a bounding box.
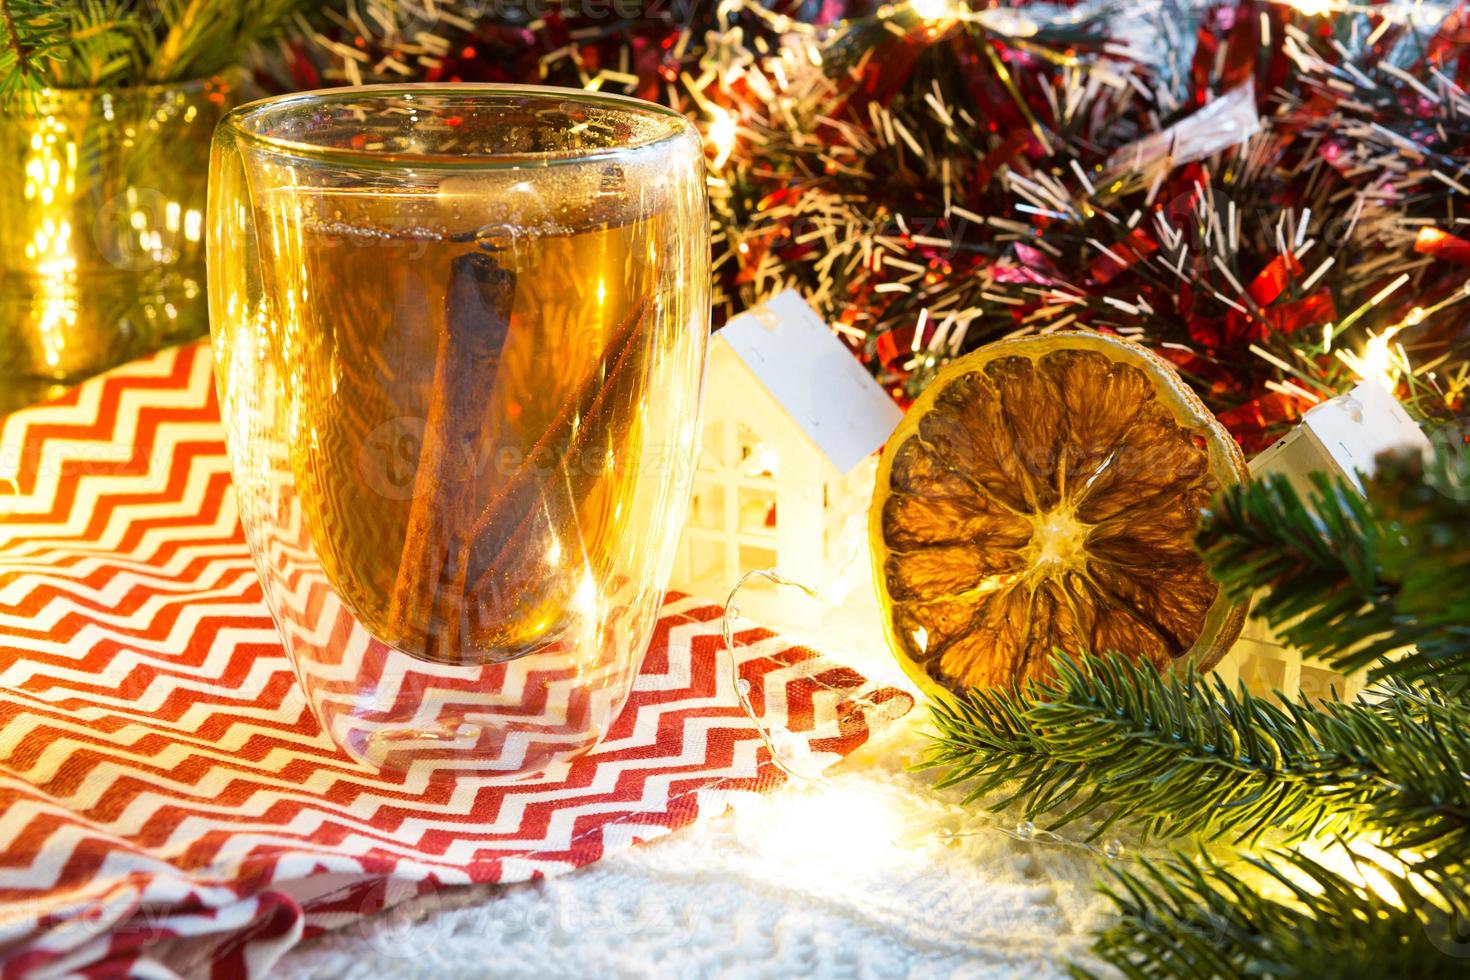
[0,75,239,405]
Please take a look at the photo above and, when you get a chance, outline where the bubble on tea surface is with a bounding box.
[472,223,518,253]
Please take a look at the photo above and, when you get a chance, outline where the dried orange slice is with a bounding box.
[870,332,1247,699]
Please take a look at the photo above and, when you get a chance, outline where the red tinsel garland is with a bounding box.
[286,0,1470,449]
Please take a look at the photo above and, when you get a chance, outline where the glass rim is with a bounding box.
[219,83,697,170]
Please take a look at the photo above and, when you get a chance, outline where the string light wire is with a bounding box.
[720,567,1136,864]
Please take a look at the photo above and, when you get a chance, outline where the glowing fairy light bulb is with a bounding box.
[1353,326,1405,388]
[1285,0,1333,15]
[707,107,736,170]
[1338,311,1419,390]
[910,0,960,22]
[737,780,918,877]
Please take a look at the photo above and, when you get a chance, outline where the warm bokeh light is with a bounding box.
[1337,318,1413,390]
[736,779,919,881]
[708,107,737,170]
[22,113,79,371]
[910,0,960,22]
[1293,839,1419,909]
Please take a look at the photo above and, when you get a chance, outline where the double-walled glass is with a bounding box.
[208,85,709,778]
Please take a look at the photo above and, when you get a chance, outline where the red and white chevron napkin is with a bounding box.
[0,343,911,979]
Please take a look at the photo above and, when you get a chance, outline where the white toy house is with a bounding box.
[1212,380,1430,702]
[671,291,903,622]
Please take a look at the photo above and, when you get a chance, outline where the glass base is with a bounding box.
[344,715,606,783]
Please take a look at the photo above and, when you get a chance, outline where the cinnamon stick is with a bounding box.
[460,297,649,641]
[386,251,515,661]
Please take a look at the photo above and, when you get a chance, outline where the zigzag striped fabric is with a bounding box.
[0,343,911,978]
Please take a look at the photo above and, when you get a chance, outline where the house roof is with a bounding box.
[713,290,903,475]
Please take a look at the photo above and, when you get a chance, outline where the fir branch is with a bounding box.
[924,654,1335,845]
[923,654,1470,866]
[1197,440,1470,685]
[148,0,210,80]
[1197,470,1399,672]
[0,0,306,98]
[1371,445,1470,690]
[0,0,67,95]
[1079,847,1470,980]
[145,0,302,82]
[1,0,32,77]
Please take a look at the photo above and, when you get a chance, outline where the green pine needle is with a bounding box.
[0,0,303,99]
[1196,440,1470,685]
[1078,847,1470,980]
[1371,445,1470,689]
[922,653,1470,866]
[929,438,1470,977]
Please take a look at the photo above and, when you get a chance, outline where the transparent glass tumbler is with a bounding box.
[207,85,709,779]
